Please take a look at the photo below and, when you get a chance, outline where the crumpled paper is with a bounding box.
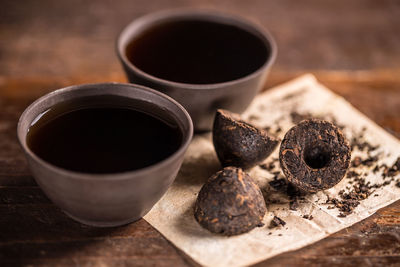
[144,74,400,267]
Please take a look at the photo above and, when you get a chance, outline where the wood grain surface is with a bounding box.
[1,0,400,266]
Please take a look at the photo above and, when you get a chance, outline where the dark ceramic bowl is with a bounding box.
[17,83,193,227]
[117,9,277,131]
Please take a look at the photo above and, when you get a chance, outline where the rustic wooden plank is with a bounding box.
[0,205,168,242]
[0,203,192,266]
[0,187,49,204]
[1,0,400,78]
[0,238,186,260]
[2,258,189,267]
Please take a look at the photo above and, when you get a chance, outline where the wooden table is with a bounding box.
[1,1,400,266]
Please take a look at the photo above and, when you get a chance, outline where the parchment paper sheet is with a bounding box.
[144,74,400,267]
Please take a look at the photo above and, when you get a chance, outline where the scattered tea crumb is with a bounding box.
[326,176,372,217]
[394,157,400,170]
[290,111,313,124]
[289,200,299,211]
[352,156,362,168]
[269,178,287,192]
[269,216,286,229]
[259,162,275,171]
[346,170,360,179]
[249,114,259,120]
[263,126,271,132]
[373,165,380,173]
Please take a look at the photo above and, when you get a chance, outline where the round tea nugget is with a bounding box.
[194,166,266,236]
[279,119,351,193]
[213,109,280,169]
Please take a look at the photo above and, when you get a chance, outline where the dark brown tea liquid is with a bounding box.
[126,20,269,84]
[27,96,183,173]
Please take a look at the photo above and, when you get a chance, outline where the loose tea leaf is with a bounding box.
[279,119,351,193]
[213,109,280,169]
[268,216,286,229]
[194,167,267,236]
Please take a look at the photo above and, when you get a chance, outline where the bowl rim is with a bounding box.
[17,82,193,180]
[116,8,277,90]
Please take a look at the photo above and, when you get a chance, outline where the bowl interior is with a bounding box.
[18,83,193,176]
[117,10,276,86]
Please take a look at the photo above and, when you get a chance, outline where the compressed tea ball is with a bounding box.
[194,166,266,236]
[279,119,351,193]
[213,109,280,169]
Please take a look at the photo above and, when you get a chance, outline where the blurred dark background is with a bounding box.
[1,0,400,78]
